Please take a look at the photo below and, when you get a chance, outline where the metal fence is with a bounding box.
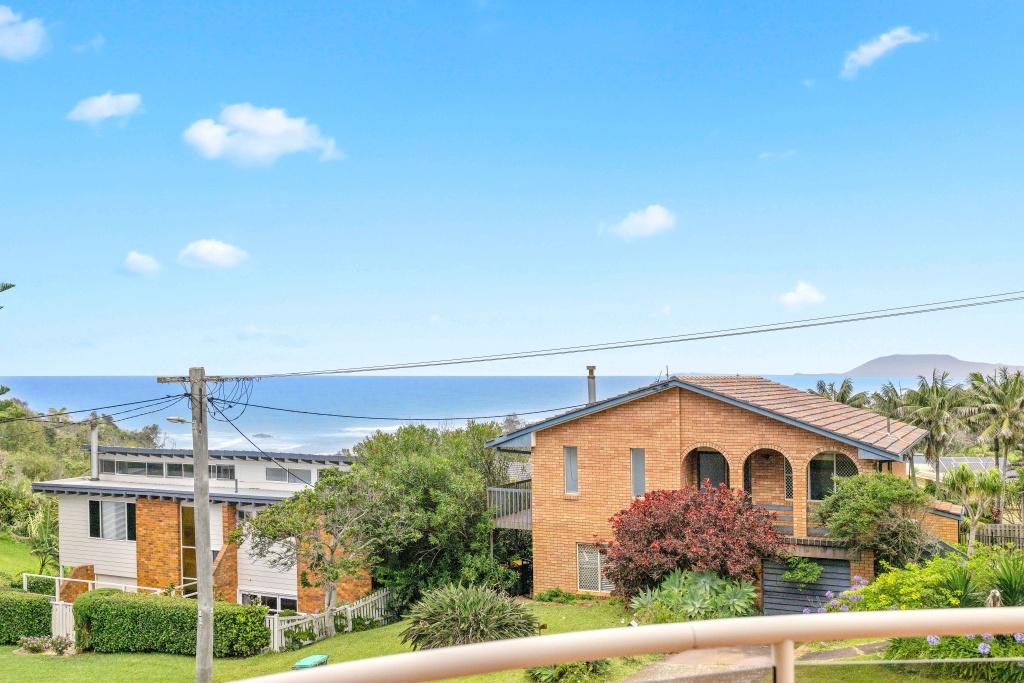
[487,487,532,530]
[266,588,394,652]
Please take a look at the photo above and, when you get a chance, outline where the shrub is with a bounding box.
[534,588,578,604]
[781,556,822,589]
[18,635,51,653]
[11,572,58,595]
[526,659,611,682]
[888,634,1024,682]
[74,591,269,657]
[992,554,1024,606]
[0,590,51,644]
[630,570,756,624]
[815,473,935,567]
[604,486,783,597]
[50,634,74,654]
[400,584,538,650]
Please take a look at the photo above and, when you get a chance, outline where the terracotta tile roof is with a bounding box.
[931,500,964,517]
[673,375,927,457]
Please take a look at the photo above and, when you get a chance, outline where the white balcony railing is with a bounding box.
[239,606,1024,683]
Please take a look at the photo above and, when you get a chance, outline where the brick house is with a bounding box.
[32,446,370,613]
[486,375,962,613]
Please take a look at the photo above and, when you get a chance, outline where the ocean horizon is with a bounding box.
[1,374,917,454]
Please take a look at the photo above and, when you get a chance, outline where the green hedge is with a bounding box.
[74,591,269,657]
[0,591,51,644]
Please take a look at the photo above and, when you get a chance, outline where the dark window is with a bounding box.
[183,464,194,478]
[146,462,164,477]
[265,467,287,483]
[209,464,235,480]
[697,451,729,488]
[279,597,297,612]
[742,459,752,495]
[89,500,101,538]
[99,459,116,474]
[630,448,645,498]
[116,461,147,476]
[808,453,858,500]
[166,463,183,477]
[563,447,579,494]
[126,503,136,541]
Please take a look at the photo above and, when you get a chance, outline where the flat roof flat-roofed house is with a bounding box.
[486,374,963,614]
[32,446,370,612]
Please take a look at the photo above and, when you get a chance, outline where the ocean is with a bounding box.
[0,375,913,454]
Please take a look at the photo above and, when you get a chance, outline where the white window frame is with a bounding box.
[563,446,579,494]
[265,467,313,484]
[630,448,646,498]
[89,500,136,541]
[240,591,299,614]
[576,543,614,593]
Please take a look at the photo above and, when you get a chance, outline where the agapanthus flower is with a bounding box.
[802,607,811,615]
[982,633,993,642]
[825,591,834,598]
[1014,633,1024,643]
[927,636,940,646]
[816,607,826,614]
[839,604,850,612]
[978,642,991,655]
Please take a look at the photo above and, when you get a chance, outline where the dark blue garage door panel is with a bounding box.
[762,558,851,615]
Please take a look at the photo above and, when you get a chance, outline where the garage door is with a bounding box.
[761,558,851,615]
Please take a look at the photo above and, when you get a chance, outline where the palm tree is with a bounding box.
[0,281,12,310]
[966,368,1024,513]
[808,378,869,408]
[945,464,1002,556]
[871,382,917,485]
[26,503,59,574]
[901,370,970,491]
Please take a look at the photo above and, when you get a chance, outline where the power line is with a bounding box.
[0,395,187,430]
[205,397,313,486]
[159,289,1024,382]
[208,396,586,422]
[0,394,188,425]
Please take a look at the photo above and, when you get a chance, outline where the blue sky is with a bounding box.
[2,2,1023,376]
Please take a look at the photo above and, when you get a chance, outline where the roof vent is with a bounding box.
[587,366,597,405]
[887,416,892,435]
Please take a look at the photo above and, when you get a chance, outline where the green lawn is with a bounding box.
[0,533,37,578]
[0,598,654,683]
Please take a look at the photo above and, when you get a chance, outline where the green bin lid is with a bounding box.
[292,654,329,669]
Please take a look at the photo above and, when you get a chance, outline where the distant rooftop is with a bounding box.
[89,445,353,465]
[32,477,290,506]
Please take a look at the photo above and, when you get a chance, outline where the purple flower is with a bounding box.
[965,634,975,639]
[853,575,863,583]
[802,607,811,615]
[816,607,826,614]
[829,599,839,607]
[1014,633,1024,643]
[839,604,850,612]
[982,633,993,642]
[978,642,991,655]
[927,636,940,646]
[825,591,834,598]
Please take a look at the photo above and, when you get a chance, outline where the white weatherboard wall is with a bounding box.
[58,496,137,583]
[238,540,297,597]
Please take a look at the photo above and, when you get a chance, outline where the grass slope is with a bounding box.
[0,533,37,578]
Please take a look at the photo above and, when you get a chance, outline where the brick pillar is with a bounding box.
[213,503,239,603]
[60,564,95,603]
[791,464,808,537]
[850,550,875,584]
[136,498,182,590]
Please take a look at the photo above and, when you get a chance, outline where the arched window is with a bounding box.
[695,449,729,488]
[808,452,858,501]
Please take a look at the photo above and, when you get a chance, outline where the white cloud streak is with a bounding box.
[67,92,142,124]
[777,281,826,308]
[609,204,676,239]
[178,239,248,269]
[0,5,45,61]
[124,251,160,276]
[841,26,928,79]
[183,103,341,165]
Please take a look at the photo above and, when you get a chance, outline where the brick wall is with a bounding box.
[296,559,372,613]
[213,503,239,602]
[924,511,960,545]
[531,386,867,595]
[60,563,95,603]
[849,550,876,583]
[136,498,182,590]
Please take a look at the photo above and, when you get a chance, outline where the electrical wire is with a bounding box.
[2,395,186,430]
[208,396,587,422]
[0,394,188,425]
[187,289,1024,380]
[205,397,313,486]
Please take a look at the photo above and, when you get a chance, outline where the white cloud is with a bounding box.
[609,204,676,239]
[178,239,248,269]
[67,92,142,124]
[778,281,826,308]
[757,149,797,161]
[123,251,160,276]
[841,26,928,79]
[183,103,341,165]
[0,5,45,61]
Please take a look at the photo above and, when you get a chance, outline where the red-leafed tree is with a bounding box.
[604,484,784,597]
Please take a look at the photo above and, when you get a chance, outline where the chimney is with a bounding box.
[886,416,892,435]
[587,366,597,404]
[89,420,99,480]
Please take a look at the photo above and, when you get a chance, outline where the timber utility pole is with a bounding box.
[158,367,213,683]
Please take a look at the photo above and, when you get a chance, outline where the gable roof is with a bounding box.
[485,375,926,461]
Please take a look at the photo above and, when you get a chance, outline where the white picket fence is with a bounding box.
[51,601,74,640]
[21,573,164,601]
[266,588,393,652]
